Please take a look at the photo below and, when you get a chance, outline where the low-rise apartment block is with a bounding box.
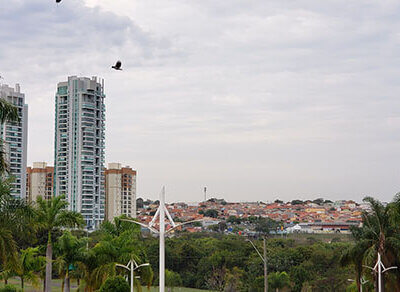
[105,163,137,221]
[26,162,54,202]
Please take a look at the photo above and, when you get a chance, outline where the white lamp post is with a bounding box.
[363,253,397,292]
[116,259,150,292]
[348,277,368,292]
[121,187,203,292]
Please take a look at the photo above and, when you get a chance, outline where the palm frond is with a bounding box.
[0,99,19,124]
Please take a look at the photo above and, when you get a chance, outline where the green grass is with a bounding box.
[0,279,212,292]
[142,288,212,292]
[0,278,77,292]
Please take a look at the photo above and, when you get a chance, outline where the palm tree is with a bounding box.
[54,231,87,292]
[345,196,400,292]
[14,247,45,291]
[76,217,152,292]
[0,177,34,270]
[268,271,290,292]
[35,195,84,292]
[340,230,371,292]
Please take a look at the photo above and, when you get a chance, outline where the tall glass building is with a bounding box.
[0,83,28,198]
[54,76,106,229]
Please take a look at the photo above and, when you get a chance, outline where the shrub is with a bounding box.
[99,276,130,292]
[0,285,17,292]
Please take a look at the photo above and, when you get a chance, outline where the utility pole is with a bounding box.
[247,238,268,292]
[159,187,165,291]
[263,238,268,292]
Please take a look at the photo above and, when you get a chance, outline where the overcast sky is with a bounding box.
[1,0,400,203]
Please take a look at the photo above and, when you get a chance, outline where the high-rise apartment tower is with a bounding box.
[105,163,137,221]
[54,76,106,229]
[0,84,28,198]
[26,162,54,202]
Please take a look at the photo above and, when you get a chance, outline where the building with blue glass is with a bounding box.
[54,76,106,229]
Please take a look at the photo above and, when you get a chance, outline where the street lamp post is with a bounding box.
[121,187,203,292]
[116,260,150,292]
[247,238,268,292]
[348,277,368,292]
[363,253,397,292]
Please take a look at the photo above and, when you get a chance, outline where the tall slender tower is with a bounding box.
[0,83,28,198]
[54,76,106,229]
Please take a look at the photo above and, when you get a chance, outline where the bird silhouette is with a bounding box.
[112,61,122,70]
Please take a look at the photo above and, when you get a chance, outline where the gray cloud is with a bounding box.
[2,0,400,203]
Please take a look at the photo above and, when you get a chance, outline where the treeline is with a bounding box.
[2,175,400,291]
[144,233,353,291]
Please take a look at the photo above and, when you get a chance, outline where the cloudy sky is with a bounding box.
[1,0,400,203]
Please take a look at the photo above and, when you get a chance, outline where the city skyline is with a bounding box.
[2,0,400,203]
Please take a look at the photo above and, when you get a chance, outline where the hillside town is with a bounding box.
[136,198,368,235]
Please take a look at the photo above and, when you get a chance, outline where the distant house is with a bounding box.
[201,217,221,228]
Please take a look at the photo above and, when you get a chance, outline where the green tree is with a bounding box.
[206,267,226,291]
[35,195,84,292]
[290,265,311,292]
[77,216,153,292]
[204,209,218,218]
[346,196,400,291]
[0,177,34,272]
[312,198,324,205]
[165,269,182,291]
[268,271,290,292]
[54,231,87,292]
[255,218,278,235]
[0,285,17,292]
[227,216,241,224]
[13,247,45,291]
[306,244,351,291]
[99,276,129,292]
[224,267,244,292]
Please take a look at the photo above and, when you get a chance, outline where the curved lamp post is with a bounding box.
[348,277,368,292]
[363,253,397,292]
[121,187,203,292]
[116,259,150,292]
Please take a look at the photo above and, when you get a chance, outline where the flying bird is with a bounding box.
[112,61,122,70]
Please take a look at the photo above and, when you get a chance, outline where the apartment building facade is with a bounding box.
[26,162,54,202]
[0,84,28,198]
[54,76,106,229]
[105,163,137,221]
